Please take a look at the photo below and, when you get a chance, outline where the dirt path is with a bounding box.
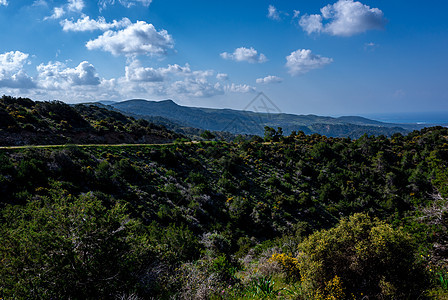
[0,141,204,150]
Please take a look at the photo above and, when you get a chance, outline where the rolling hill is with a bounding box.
[0,96,181,146]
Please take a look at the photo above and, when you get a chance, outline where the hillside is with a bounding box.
[1,118,448,298]
[0,96,181,146]
[105,98,420,138]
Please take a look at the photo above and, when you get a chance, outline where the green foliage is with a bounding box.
[437,271,448,291]
[200,130,216,140]
[264,126,283,142]
[245,276,283,298]
[0,185,153,299]
[297,213,427,299]
[148,222,200,263]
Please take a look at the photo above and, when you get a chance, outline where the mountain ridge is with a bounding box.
[102,98,424,138]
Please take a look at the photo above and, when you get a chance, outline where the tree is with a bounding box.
[200,130,216,140]
[264,126,283,142]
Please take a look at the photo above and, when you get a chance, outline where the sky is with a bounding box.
[0,0,447,116]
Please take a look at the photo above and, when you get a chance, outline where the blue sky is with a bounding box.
[0,0,447,116]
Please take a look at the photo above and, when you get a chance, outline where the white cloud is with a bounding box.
[86,21,174,56]
[37,61,100,89]
[67,0,84,12]
[299,0,385,36]
[125,60,164,82]
[293,10,301,19]
[225,83,256,93]
[299,14,323,35]
[216,73,229,81]
[285,49,333,75]
[61,15,131,32]
[0,0,8,6]
[122,59,224,97]
[0,71,35,89]
[46,7,65,19]
[0,51,29,74]
[220,47,267,64]
[0,51,35,89]
[161,64,192,76]
[126,66,163,82]
[268,5,280,20]
[171,78,224,98]
[256,75,283,84]
[45,0,84,20]
[125,59,217,84]
[99,0,152,9]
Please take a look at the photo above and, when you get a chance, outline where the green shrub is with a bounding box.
[297,213,427,299]
[0,186,153,299]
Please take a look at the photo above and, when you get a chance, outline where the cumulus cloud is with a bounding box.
[46,7,65,19]
[220,47,267,64]
[256,75,283,84]
[67,0,84,12]
[125,60,164,82]
[126,66,164,82]
[99,0,152,9]
[37,60,100,89]
[0,0,8,6]
[267,5,280,20]
[125,59,219,84]
[61,15,131,32]
[225,83,256,93]
[171,78,224,98]
[299,0,385,36]
[161,63,193,76]
[0,51,35,89]
[285,49,333,75]
[122,59,221,97]
[216,73,229,81]
[299,14,323,35]
[86,21,174,56]
[0,51,29,74]
[45,0,84,20]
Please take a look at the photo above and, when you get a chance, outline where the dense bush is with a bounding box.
[0,185,154,299]
[297,213,428,299]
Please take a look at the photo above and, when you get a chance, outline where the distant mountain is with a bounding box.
[106,99,424,138]
[97,100,117,105]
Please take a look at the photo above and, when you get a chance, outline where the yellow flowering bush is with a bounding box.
[269,252,300,279]
[315,275,345,300]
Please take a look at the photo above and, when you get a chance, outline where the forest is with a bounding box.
[1,96,448,299]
